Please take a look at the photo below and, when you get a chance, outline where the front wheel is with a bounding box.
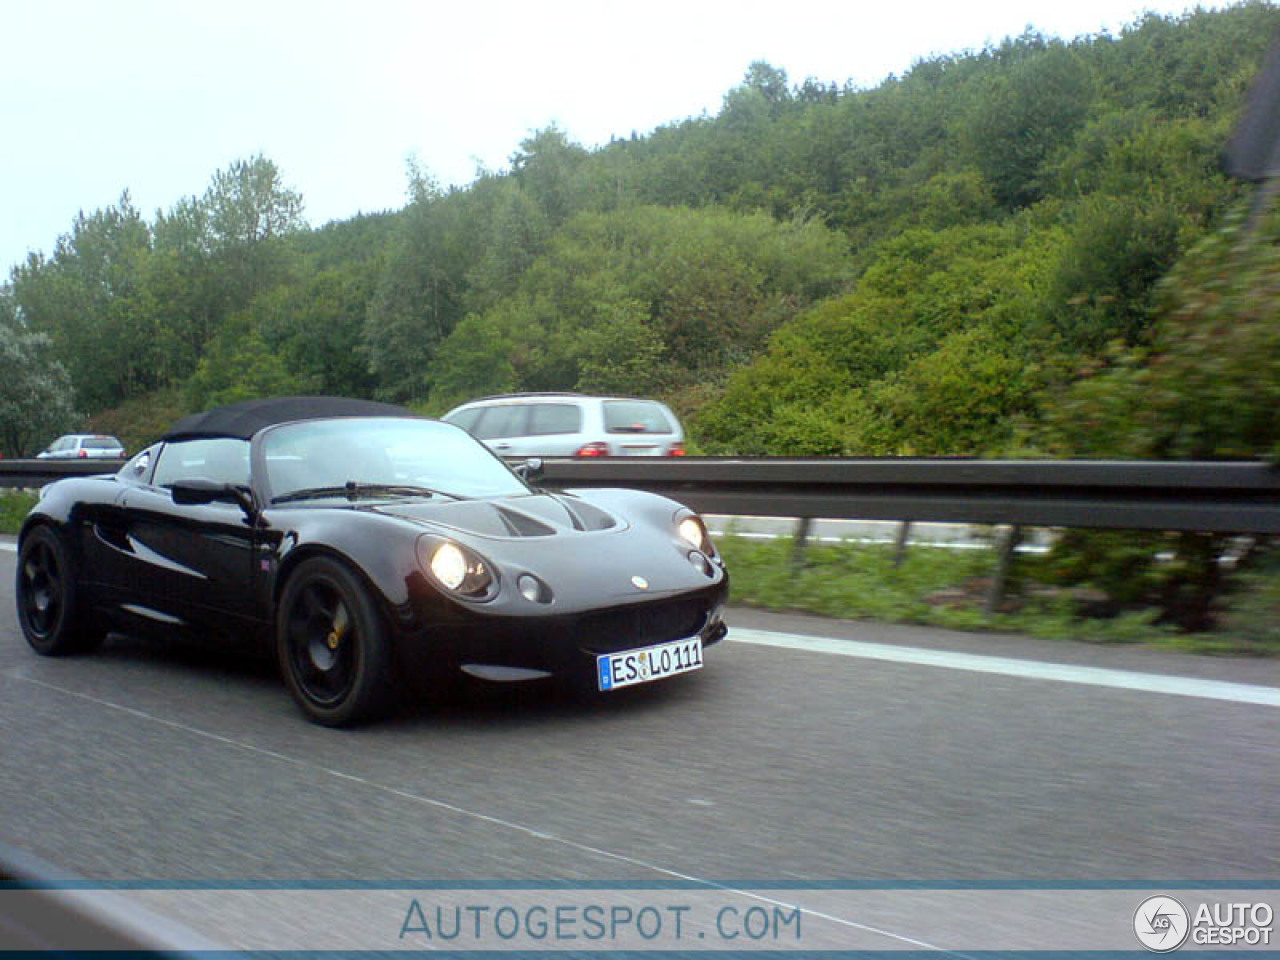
[276,556,393,726]
[16,525,106,656]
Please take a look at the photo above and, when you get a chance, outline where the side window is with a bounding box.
[472,405,528,440]
[153,438,251,488]
[444,408,483,433]
[528,403,582,436]
[118,447,155,484]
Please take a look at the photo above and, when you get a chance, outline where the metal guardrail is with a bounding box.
[4,457,1278,534]
[530,458,1280,535]
[0,459,121,488]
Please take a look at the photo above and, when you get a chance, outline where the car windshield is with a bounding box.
[262,418,529,503]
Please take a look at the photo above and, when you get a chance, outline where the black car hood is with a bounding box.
[367,493,621,540]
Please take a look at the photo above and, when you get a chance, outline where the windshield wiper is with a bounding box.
[271,483,462,505]
[271,486,348,504]
[344,482,463,501]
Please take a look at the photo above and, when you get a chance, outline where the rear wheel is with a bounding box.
[16,525,106,656]
[276,556,393,726]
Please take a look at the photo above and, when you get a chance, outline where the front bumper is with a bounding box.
[397,580,729,682]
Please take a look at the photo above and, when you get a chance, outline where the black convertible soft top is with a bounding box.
[162,396,416,442]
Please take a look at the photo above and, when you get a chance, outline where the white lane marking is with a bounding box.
[0,543,16,553]
[730,628,1280,707]
[7,672,967,957]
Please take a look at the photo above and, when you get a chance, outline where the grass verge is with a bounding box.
[0,492,36,536]
[718,533,1279,656]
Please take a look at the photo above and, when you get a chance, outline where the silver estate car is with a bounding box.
[441,394,686,458]
[35,434,127,459]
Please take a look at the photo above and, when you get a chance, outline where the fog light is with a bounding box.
[518,574,549,603]
[688,551,712,576]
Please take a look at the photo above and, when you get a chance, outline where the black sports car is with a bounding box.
[15,397,728,725]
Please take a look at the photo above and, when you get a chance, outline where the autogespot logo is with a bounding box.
[1134,895,1191,952]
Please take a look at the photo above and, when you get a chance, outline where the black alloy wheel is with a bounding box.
[276,556,392,726]
[16,525,105,655]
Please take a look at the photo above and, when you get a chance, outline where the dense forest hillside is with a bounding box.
[4,2,1280,466]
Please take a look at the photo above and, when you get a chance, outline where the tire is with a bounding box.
[15,525,106,656]
[276,556,393,727]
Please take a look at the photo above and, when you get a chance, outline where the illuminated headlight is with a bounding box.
[678,516,709,552]
[420,539,496,598]
[431,542,468,589]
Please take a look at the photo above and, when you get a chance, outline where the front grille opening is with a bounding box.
[577,599,709,654]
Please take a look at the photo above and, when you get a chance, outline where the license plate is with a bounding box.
[597,636,703,691]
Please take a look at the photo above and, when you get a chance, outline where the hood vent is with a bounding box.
[495,506,557,538]
[557,496,616,532]
[371,493,618,538]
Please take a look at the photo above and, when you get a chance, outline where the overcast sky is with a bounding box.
[2,0,1217,274]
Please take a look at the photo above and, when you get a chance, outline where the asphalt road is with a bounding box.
[0,544,1276,895]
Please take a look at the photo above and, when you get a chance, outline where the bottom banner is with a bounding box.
[0,885,1275,954]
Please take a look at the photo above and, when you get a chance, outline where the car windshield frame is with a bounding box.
[254,417,531,506]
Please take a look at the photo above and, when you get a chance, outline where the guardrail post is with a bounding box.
[792,517,812,570]
[893,521,912,568]
[985,525,1023,617]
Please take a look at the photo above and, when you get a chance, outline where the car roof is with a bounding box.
[453,393,669,408]
[162,396,415,442]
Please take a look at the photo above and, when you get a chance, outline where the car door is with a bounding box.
[471,404,531,457]
[111,438,262,632]
[523,402,586,456]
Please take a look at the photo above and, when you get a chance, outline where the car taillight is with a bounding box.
[575,442,609,458]
[667,444,686,457]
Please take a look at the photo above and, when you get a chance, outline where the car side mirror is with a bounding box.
[169,478,256,517]
[514,458,544,482]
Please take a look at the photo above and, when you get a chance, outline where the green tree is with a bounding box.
[200,155,306,317]
[694,220,1060,455]
[509,127,590,228]
[249,262,380,398]
[0,292,78,456]
[966,41,1094,209]
[204,154,305,247]
[855,325,1038,454]
[427,204,852,406]
[10,192,159,411]
[365,170,485,401]
[183,317,306,411]
[573,299,667,396]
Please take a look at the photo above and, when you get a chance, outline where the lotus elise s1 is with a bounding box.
[15,397,729,725]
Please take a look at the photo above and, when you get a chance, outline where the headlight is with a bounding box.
[430,542,468,589]
[420,538,496,598]
[677,515,711,553]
